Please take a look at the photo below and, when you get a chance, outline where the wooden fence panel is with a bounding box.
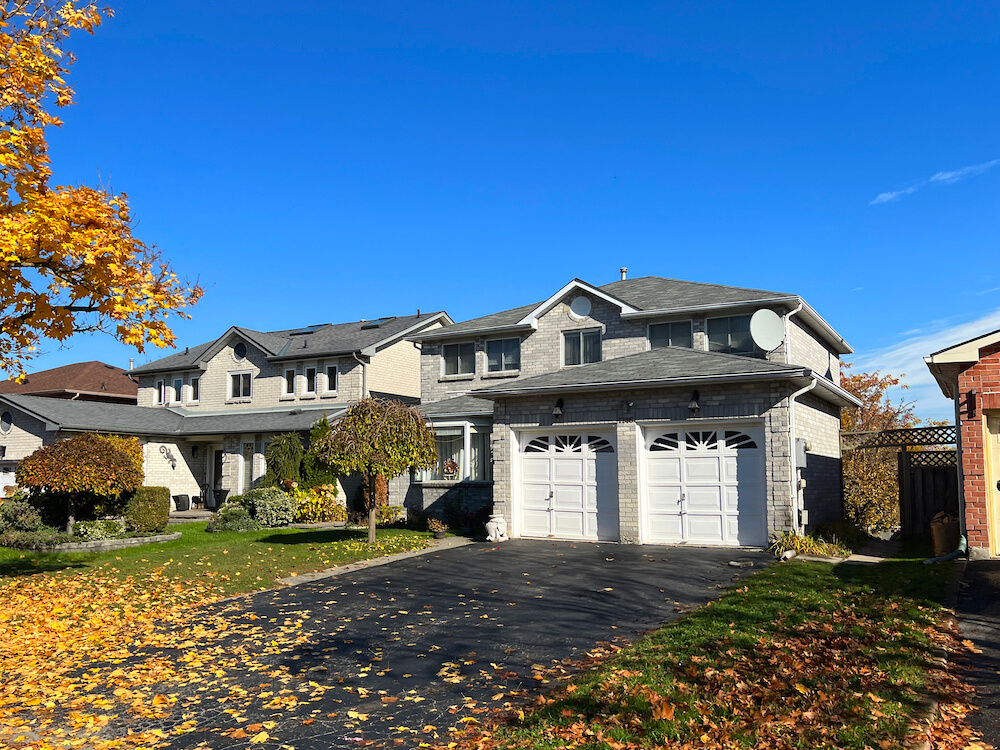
[898,450,959,538]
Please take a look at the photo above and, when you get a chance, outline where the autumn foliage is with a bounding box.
[16,432,143,497]
[0,2,202,376]
[840,366,919,532]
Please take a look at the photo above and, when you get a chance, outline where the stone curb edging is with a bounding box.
[214,536,475,604]
[42,531,182,553]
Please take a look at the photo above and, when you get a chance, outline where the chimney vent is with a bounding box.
[128,358,134,370]
[620,267,628,281]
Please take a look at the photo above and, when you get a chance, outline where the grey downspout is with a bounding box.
[353,352,368,398]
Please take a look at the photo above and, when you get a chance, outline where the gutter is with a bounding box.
[410,322,537,343]
[353,352,369,398]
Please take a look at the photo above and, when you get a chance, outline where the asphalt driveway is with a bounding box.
[957,560,1000,747]
[141,540,770,749]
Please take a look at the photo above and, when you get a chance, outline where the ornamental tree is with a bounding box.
[311,398,437,543]
[0,2,202,378]
[16,432,144,533]
[840,365,919,532]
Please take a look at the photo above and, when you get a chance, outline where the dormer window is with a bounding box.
[708,315,760,357]
[443,343,475,376]
[649,321,693,349]
[564,329,601,366]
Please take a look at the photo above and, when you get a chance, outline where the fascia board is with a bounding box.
[810,374,862,407]
[516,279,640,326]
[360,312,455,356]
[478,368,811,397]
[927,328,1000,363]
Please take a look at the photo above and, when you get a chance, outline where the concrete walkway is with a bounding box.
[841,536,903,565]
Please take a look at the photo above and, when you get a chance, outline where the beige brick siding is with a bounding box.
[0,410,57,491]
[788,318,841,384]
[369,339,422,399]
[142,440,205,497]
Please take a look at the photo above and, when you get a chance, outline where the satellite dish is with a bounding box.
[750,309,784,352]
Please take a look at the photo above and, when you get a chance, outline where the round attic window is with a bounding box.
[0,412,12,434]
[233,342,248,360]
[569,295,592,319]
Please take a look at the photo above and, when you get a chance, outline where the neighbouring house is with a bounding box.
[410,274,859,547]
[0,361,137,404]
[0,313,450,502]
[925,329,1000,559]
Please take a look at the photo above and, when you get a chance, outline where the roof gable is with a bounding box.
[515,279,640,327]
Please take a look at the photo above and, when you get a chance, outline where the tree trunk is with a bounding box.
[66,496,75,536]
[367,472,377,544]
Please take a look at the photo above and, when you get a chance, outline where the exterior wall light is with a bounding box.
[552,398,564,419]
[688,390,701,415]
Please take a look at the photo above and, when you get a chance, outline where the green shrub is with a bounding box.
[206,503,262,533]
[0,528,71,549]
[767,530,851,558]
[125,486,170,533]
[74,518,127,541]
[261,433,304,488]
[238,487,298,528]
[293,484,345,523]
[348,505,403,527]
[302,418,339,489]
[0,499,43,532]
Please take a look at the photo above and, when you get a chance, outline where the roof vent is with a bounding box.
[620,267,628,281]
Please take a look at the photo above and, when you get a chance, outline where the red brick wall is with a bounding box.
[958,341,1000,549]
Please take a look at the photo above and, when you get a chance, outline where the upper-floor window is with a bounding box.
[155,380,166,405]
[708,315,759,357]
[229,371,253,400]
[324,365,338,394]
[564,329,601,366]
[172,378,183,404]
[443,342,475,376]
[283,368,296,396]
[304,366,317,395]
[190,377,200,403]
[649,321,693,349]
[486,338,520,372]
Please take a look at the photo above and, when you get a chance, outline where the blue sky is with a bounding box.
[16,1,1000,421]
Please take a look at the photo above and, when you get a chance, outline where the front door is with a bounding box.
[988,416,1000,556]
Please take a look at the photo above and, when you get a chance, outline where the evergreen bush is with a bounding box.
[261,433,304,487]
[125,486,170,533]
[206,503,261,533]
[238,487,298,527]
[0,499,42,532]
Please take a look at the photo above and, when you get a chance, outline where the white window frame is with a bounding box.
[418,420,492,482]
[647,320,694,350]
[155,379,166,405]
[171,377,184,405]
[304,366,317,396]
[323,365,339,395]
[485,337,521,372]
[562,328,602,367]
[228,370,253,401]
[282,368,296,397]
[189,376,200,404]
[442,342,476,377]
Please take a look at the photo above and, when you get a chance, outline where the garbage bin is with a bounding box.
[930,511,960,557]
[172,494,190,512]
[210,488,229,509]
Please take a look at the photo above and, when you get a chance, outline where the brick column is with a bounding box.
[616,421,640,543]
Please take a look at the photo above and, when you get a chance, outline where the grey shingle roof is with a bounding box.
[0,394,346,437]
[473,346,807,396]
[418,394,494,418]
[598,276,792,309]
[414,276,794,341]
[132,312,448,375]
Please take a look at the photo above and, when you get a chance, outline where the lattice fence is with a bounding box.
[907,450,958,468]
[841,425,957,451]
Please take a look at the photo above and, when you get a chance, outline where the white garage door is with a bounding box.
[643,426,766,547]
[519,433,619,541]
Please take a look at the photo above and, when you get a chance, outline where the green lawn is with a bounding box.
[0,522,433,597]
[455,540,966,750]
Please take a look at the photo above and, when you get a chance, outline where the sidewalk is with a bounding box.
[956,560,1000,746]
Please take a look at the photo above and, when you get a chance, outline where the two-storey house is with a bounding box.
[0,312,449,502]
[410,275,859,547]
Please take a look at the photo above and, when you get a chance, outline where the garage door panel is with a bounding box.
[648,486,682,512]
[648,514,684,541]
[687,486,722,511]
[553,458,585,483]
[647,457,681,483]
[522,458,551,482]
[687,514,725,542]
[724,454,763,484]
[553,484,584,509]
[685,457,721,482]
[522,484,552,509]
[553,512,585,537]
[522,510,551,536]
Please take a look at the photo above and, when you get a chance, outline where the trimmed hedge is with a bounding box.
[125,486,170,533]
[238,488,298,528]
[206,503,261,533]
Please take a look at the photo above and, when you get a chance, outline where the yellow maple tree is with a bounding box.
[0,1,201,378]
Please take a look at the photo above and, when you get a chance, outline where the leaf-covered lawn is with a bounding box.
[448,544,986,750]
[0,525,433,749]
[0,522,431,596]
